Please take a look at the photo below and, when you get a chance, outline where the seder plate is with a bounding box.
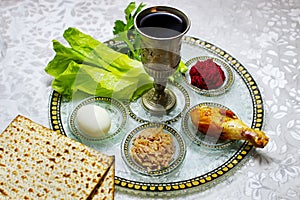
[48,36,265,196]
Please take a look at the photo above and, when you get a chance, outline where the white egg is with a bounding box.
[76,104,111,138]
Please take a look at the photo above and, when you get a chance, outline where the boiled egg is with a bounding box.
[76,104,111,138]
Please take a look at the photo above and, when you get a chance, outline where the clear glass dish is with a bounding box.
[127,82,190,124]
[68,96,127,142]
[121,123,186,176]
[182,102,234,148]
[182,56,234,96]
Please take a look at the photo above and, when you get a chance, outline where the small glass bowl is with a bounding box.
[127,82,190,124]
[68,96,127,141]
[121,123,186,176]
[182,56,234,96]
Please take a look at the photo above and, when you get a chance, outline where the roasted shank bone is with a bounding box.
[190,105,269,148]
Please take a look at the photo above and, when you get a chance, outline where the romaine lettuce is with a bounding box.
[45,27,153,101]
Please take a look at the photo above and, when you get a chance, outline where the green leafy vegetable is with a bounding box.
[113,2,146,61]
[113,2,145,35]
[45,27,153,100]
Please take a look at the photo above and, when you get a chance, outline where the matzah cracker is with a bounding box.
[0,115,114,199]
[93,163,115,200]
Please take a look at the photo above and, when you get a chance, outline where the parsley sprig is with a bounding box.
[113,2,146,61]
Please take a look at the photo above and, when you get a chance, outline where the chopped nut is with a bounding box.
[130,127,175,172]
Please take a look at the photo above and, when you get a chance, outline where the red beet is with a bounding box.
[189,59,225,90]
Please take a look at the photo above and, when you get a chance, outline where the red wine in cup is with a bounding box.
[137,12,187,38]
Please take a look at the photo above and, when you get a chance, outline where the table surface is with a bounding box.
[0,0,299,199]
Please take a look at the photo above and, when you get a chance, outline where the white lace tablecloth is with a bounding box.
[0,0,299,199]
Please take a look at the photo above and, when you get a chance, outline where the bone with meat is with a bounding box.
[189,105,269,148]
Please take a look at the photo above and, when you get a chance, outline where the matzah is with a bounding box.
[0,115,114,199]
[93,163,115,200]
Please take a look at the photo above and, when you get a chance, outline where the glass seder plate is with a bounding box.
[48,36,265,196]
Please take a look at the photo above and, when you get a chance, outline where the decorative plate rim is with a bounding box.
[182,102,234,148]
[182,56,234,96]
[68,96,127,141]
[121,123,186,176]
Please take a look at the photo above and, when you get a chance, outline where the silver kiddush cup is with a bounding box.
[134,6,190,115]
